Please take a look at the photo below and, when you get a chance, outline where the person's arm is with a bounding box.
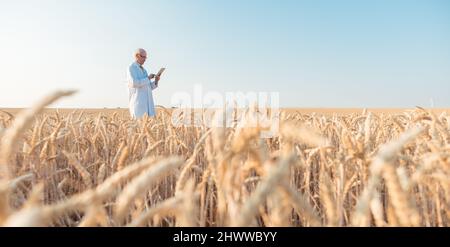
[127,65,150,88]
[149,79,158,90]
[149,74,160,90]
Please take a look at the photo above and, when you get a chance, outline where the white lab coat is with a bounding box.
[127,62,158,119]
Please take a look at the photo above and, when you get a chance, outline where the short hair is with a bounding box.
[134,48,147,57]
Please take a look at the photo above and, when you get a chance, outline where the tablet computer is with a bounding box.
[157,67,166,77]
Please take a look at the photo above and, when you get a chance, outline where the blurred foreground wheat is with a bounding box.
[0,91,448,226]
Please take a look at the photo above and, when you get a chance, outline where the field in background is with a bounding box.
[2,107,450,116]
[0,98,449,226]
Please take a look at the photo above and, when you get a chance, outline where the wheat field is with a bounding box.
[0,90,448,227]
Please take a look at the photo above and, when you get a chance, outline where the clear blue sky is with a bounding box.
[1,0,449,108]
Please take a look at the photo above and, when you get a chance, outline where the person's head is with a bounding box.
[134,48,148,65]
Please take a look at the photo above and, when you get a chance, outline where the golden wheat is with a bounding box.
[0,91,448,226]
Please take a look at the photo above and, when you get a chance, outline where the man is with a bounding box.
[127,48,161,119]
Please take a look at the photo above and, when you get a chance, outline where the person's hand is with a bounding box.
[148,73,156,79]
[155,75,161,82]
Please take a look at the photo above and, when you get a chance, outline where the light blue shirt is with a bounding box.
[127,62,158,119]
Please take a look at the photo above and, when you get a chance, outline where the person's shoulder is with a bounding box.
[128,62,139,70]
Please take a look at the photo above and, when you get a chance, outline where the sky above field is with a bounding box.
[0,0,449,108]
